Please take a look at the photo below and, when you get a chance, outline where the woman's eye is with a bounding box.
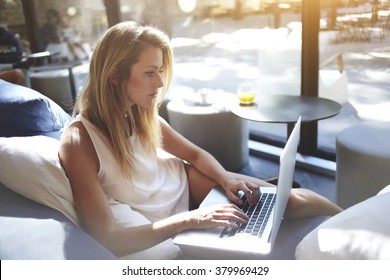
[146,72,154,77]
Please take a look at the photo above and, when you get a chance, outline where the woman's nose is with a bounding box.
[156,74,164,88]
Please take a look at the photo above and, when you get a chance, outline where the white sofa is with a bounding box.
[0,79,115,259]
[296,184,390,259]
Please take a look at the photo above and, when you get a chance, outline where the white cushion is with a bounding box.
[0,136,181,259]
[295,185,390,259]
[377,184,390,195]
[0,136,79,224]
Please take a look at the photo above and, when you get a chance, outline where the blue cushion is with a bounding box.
[0,79,71,139]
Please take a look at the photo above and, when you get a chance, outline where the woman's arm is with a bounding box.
[59,121,247,257]
[159,118,342,219]
[159,117,272,205]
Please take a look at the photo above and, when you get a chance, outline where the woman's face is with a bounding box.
[124,46,164,109]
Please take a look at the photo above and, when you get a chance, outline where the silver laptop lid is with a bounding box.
[269,116,301,246]
[173,117,301,257]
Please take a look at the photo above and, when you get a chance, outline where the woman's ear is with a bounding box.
[109,68,119,86]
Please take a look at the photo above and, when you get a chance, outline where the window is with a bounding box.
[5,0,109,59]
[4,0,389,161]
[34,0,108,59]
[318,0,390,157]
[120,0,303,145]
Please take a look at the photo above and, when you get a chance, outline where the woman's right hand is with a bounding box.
[188,204,248,229]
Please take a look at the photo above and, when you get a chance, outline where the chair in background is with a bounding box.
[0,51,51,87]
[167,93,249,172]
[336,121,390,209]
[29,62,89,113]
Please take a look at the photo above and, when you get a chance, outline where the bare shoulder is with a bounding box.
[59,120,99,174]
[158,115,179,139]
[158,115,200,160]
[158,115,169,130]
[60,121,90,154]
[60,120,88,143]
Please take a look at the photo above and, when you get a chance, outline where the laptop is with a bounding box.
[173,117,301,258]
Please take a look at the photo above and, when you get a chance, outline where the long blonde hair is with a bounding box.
[73,21,173,181]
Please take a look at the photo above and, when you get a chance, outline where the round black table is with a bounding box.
[230,95,342,136]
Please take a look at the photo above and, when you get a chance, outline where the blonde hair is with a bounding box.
[73,21,173,181]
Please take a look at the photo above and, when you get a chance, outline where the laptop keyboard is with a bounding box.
[219,192,276,239]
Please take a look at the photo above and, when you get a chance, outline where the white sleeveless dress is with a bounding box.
[78,115,189,259]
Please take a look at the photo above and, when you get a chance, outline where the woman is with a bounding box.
[59,21,342,259]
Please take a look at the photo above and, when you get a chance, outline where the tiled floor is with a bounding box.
[239,151,338,204]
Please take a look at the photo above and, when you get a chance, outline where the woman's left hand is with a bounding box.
[222,178,260,207]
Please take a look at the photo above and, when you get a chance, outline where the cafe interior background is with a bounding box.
[1,0,389,167]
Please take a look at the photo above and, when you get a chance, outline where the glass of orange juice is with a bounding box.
[237,81,257,106]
